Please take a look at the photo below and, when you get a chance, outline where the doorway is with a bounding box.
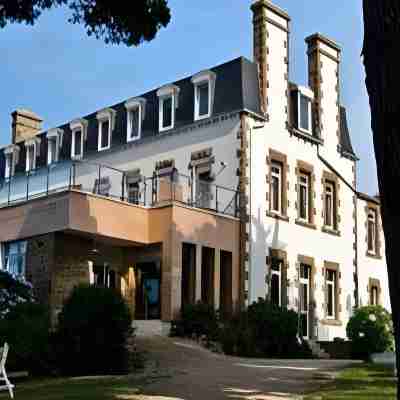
[299,264,311,339]
[135,262,161,320]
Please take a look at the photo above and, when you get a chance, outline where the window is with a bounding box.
[157,84,180,132]
[299,94,312,132]
[367,209,377,254]
[46,128,63,166]
[70,119,87,159]
[324,181,335,228]
[191,70,216,121]
[25,143,36,172]
[3,145,20,179]
[271,162,282,214]
[3,240,27,278]
[125,97,146,142]
[370,284,379,306]
[96,108,116,151]
[326,269,337,319]
[270,258,282,307]
[298,172,309,222]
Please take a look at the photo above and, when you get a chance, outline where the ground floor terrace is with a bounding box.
[0,190,240,324]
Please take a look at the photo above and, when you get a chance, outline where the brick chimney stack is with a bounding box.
[11,109,43,144]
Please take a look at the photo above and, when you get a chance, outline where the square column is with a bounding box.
[195,244,202,302]
[214,248,221,310]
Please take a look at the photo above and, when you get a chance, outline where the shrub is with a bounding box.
[56,285,132,376]
[178,302,219,339]
[0,302,53,375]
[220,298,312,358]
[0,271,35,317]
[346,305,394,360]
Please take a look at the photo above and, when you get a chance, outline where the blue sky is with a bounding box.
[0,0,376,194]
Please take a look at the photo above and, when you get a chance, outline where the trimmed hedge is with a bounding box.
[346,305,394,360]
[56,285,132,376]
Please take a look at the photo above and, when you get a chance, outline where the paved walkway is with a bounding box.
[134,336,360,400]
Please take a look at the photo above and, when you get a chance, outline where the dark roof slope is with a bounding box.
[357,191,380,205]
[2,57,261,176]
[339,106,357,160]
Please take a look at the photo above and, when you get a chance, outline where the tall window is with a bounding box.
[96,109,115,152]
[161,96,173,130]
[47,137,57,165]
[128,107,140,141]
[370,284,379,306]
[3,145,19,179]
[326,269,337,319]
[270,258,282,307]
[271,162,282,214]
[324,181,335,228]
[3,240,27,277]
[72,129,83,159]
[298,172,309,222]
[70,119,87,160]
[26,144,35,172]
[192,70,216,121]
[5,153,12,179]
[300,94,311,132]
[93,265,116,289]
[367,209,377,254]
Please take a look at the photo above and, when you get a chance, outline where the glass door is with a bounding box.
[299,264,311,339]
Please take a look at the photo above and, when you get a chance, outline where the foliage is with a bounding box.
[56,285,132,376]
[220,299,312,358]
[0,302,54,375]
[0,270,35,317]
[0,0,171,46]
[346,305,394,360]
[172,302,219,340]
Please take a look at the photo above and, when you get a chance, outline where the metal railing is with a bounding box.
[0,160,239,217]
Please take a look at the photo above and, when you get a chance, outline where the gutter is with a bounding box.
[317,146,360,308]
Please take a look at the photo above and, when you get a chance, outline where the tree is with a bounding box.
[0,0,171,46]
[363,1,400,397]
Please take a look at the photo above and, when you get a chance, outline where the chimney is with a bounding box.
[11,109,43,144]
[251,1,290,121]
[305,33,341,147]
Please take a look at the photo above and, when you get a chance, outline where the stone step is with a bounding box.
[133,320,171,337]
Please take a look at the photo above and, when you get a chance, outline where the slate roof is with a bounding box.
[0,55,358,178]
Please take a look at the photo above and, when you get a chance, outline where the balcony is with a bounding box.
[0,160,239,217]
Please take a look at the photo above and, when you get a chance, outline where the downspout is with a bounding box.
[317,146,359,309]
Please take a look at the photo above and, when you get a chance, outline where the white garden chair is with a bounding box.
[0,343,14,399]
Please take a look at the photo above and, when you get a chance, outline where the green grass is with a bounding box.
[0,376,143,400]
[304,364,397,400]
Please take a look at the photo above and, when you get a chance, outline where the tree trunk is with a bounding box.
[363,1,400,397]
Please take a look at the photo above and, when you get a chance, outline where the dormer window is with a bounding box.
[47,128,63,165]
[3,145,20,179]
[191,70,216,121]
[125,97,146,143]
[157,84,180,132]
[96,108,116,151]
[70,119,88,159]
[24,138,40,172]
[291,86,314,135]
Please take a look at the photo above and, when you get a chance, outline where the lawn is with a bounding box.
[304,364,397,400]
[0,376,144,400]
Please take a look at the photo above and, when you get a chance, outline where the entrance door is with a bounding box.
[135,262,161,320]
[299,264,311,339]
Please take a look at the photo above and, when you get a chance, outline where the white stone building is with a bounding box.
[0,0,390,342]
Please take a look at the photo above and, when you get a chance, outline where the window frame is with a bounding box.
[3,240,27,278]
[191,70,216,122]
[296,86,314,135]
[46,128,63,166]
[324,181,335,229]
[3,145,20,180]
[24,138,40,173]
[270,258,282,307]
[70,119,88,160]
[125,97,146,143]
[367,209,377,255]
[96,109,116,152]
[298,172,310,222]
[157,84,180,133]
[326,269,336,319]
[270,161,283,215]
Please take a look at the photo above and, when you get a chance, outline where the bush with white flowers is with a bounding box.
[346,305,394,360]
